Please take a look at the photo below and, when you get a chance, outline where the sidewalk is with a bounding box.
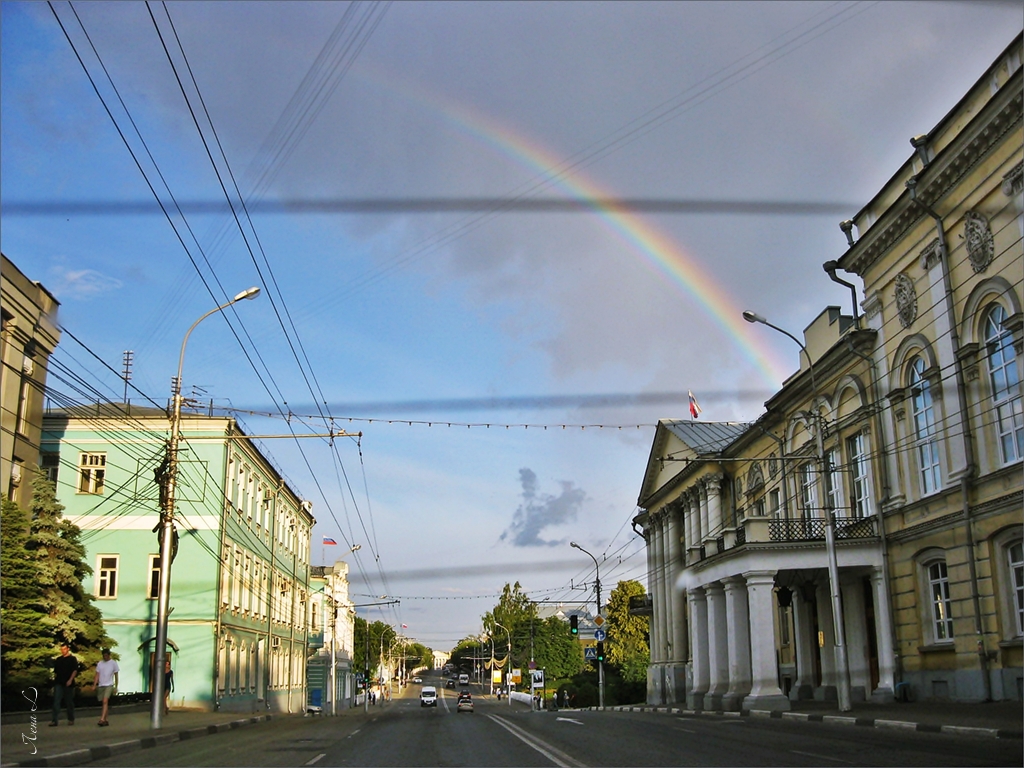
[1,705,283,768]
[598,698,1023,740]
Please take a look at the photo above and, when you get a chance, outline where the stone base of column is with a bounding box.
[721,689,750,711]
[813,685,838,702]
[870,685,895,703]
[789,683,813,701]
[704,690,726,710]
[686,689,706,711]
[647,665,662,705]
[664,663,687,705]
[741,692,791,712]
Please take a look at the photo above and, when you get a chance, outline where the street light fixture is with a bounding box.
[569,541,604,709]
[743,309,852,712]
[494,621,512,706]
[152,286,261,729]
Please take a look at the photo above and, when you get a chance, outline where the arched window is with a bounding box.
[984,304,1023,465]
[910,357,941,495]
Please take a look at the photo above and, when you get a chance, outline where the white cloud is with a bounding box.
[48,267,123,300]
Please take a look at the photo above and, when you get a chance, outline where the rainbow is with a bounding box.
[357,71,790,387]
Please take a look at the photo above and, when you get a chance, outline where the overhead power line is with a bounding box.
[2,197,857,216]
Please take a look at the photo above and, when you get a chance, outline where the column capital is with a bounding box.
[741,570,778,588]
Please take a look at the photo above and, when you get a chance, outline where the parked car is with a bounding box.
[419,686,437,707]
[456,692,474,713]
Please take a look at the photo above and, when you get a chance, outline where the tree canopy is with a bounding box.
[605,579,649,683]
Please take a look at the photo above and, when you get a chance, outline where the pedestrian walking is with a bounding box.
[49,643,79,726]
[93,648,119,726]
[163,658,174,715]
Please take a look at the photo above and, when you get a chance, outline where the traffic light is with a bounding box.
[570,615,578,636]
[596,641,604,662]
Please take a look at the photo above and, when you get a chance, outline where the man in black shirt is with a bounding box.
[50,643,78,726]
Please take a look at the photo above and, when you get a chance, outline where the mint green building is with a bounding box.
[42,404,315,713]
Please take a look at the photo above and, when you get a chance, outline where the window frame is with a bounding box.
[918,553,954,645]
[845,432,873,518]
[96,554,119,599]
[78,452,107,495]
[909,357,942,496]
[984,304,1023,466]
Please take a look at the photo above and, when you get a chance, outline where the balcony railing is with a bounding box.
[767,515,877,542]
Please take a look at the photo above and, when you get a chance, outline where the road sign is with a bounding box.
[594,628,607,641]
[584,646,597,660]
[593,614,605,627]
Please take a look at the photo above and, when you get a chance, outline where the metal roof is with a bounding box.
[660,419,749,455]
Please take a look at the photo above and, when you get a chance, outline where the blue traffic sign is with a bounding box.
[594,629,607,641]
[584,646,597,659]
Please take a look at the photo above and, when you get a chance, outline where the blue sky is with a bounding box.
[2,1,1020,650]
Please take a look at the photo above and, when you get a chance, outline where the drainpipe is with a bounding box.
[213,433,231,711]
[906,175,991,701]
[823,260,860,326]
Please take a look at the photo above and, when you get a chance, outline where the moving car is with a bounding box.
[458,673,470,686]
[412,676,422,684]
[445,678,456,689]
[456,691,474,713]
[419,686,437,707]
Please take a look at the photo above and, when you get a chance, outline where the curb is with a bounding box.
[581,705,1023,740]
[1,715,273,767]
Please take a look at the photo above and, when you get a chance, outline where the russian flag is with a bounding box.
[323,536,338,546]
[688,391,702,419]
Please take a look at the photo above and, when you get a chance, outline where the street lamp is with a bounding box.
[569,541,604,709]
[494,621,512,706]
[152,286,261,729]
[743,309,852,712]
[326,544,360,716]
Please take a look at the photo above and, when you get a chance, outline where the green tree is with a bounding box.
[1,498,53,696]
[481,581,537,673]
[353,618,395,680]
[29,476,115,686]
[605,580,649,683]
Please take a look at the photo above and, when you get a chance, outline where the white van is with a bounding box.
[419,686,437,707]
[458,673,470,686]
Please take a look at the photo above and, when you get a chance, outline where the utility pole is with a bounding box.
[570,542,604,709]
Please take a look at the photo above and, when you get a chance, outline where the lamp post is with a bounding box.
[152,287,261,729]
[326,544,360,716]
[742,310,852,712]
[570,541,603,709]
[494,621,511,705]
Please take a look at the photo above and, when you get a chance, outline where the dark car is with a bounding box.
[445,678,456,689]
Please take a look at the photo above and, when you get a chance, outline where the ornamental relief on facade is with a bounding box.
[961,211,995,273]
[894,273,917,329]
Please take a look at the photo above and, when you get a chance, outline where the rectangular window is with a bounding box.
[41,452,60,485]
[148,555,162,599]
[232,549,242,609]
[846,433,873,518]
[928,561,954,641]
[1009,542,1024,637]
[800,463,818,519]
[16,378,31,435]
[754,498,765,517]
[78,452,106,494]
[96,555,118,598]
[769,488,781,518]
[825,449,842,516]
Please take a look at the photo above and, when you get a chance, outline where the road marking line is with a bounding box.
[556,717,584,725]
[673,726,696,733]
[488,714,588,768]
[304,754,326,766]
[347,729,361,738]
[791,750,854,764]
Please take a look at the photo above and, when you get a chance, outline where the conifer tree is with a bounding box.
[25,476,114,687]
[1,497,52,694]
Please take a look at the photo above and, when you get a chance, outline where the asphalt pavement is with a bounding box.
[1,693,1019,767]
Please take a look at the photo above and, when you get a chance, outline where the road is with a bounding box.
[89,678,1020,767]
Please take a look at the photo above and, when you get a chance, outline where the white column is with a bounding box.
[668,504,688,662]
[840,577,869,702]
[790,587,815,700]
[699,484,709,546]
[644,517,659,704]
[687,587,708,710]
[705,581,729,709]
[742,570,790,711]
[658,510,676,666]
[687,491,701,563]
[722,576,751,711]
[870,567,896,701]
[706,474,724,543]
[649,517,663,665]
